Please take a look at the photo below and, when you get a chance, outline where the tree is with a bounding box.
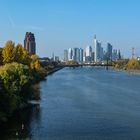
[2,41,15,64]
[0,62,33,115]
[127,59,140,70]
[14,44,31,65]
[67,60,79,65]
[0,48,3,65]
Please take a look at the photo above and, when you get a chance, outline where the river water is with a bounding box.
[1,67,140,140]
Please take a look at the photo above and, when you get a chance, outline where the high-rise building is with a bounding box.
[79,48,83,63]
[94,35,103,62]
[118,49,121,60]
[68,48,73,60]
[55,56,59,62]
[24,32,36,55]
[106,43,113,60]
[72,48,80,62]
[100,46,104,61]
[75,48,80,62]
[64,50,68,62]
[85,45,92,63]
[85,46,92,57]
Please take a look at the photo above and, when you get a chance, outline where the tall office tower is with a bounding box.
[118,49,121,60]
[75,48,80,62]
[94,35,97,62]
[83,51,86,62]
[91,52,95,62]
[24,32,36,55]
[72,48,80,62]
[85,45,92,63]
[112,49,118,61]
[94,35,101,62]
[100,46,104,61]
[85,46,92,57]
[106,43,113,60]
[79,48,83,63]
[68,48,73,60]
[72,48,76,61]
[64,50,68,62]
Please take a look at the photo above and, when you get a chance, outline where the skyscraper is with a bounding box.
[72,48,80,62]
[79,48,83,63]
[85,46,92,63]
[106,43,113,60]
[94,35,102,62]
[24,32,36,55]
[94,35,97,62]
[68,48,73,60]
[64,50,68,62]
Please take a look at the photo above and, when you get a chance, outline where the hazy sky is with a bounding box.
[0,0,140,58]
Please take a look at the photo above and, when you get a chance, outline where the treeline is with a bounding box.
[113,59,140,70]
[0,41,48,123]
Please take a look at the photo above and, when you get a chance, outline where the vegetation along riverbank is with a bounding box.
[112,58,140,75]
[0,41,60,124]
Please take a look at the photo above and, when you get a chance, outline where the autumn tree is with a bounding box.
[2,41,15,64]
[127,59,140,70]
[0,48,3,65]
[14,44,31,65]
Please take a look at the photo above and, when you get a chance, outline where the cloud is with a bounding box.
[8,15,15,28]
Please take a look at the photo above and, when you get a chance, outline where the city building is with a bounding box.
[106,43,113,60]
[70,48,80,62]
[68,48,73,60]
[64,50,68,62]
[55,56,59,62]
[94,35,103,62]
[94,35,102,62]
[118,49,121,60]
[24,32,36,55]
[85,45,92,63]
[79,48,83,63]
[112,49,121,61]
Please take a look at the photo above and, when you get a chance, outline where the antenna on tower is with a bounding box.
[132,47,135,59]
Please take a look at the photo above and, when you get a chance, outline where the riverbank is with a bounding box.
[1,67,140,140]
[112,68,140,76]
[0,65,63,125]
[47,66,64,75]
[127,69,140,75]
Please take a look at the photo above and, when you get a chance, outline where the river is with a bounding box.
[1,67,140,140]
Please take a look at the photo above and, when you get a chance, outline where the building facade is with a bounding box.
[68,48,73,60]
[106,43,113,60]
[24,32,36,55]
[64,50,68,62]
[79,48,83,63]
[85,46,92,63]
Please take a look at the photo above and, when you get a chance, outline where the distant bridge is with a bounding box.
[60,63,112,68]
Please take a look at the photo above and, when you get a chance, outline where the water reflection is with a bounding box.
[0,103,41,140]
[1,67,140,140]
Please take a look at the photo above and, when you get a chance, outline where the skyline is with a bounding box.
[0,0,140,58]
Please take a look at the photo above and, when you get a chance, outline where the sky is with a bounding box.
[0,0,140,58]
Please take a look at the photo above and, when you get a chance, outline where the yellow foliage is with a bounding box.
[2,41,15,63]
[127,59,140,70]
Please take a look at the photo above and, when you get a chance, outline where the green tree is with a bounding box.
[0,62,33,116]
